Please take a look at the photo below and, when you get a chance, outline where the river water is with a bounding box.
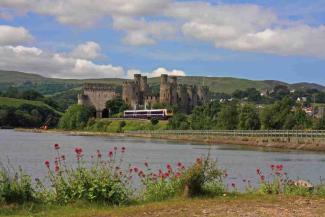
[0,130,324,187]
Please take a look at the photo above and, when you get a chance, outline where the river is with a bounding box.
[0,130,324,187]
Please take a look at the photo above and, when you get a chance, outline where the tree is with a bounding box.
[106,97,129,117]
[190,101,220,130]
[260,97,294,129]
[216,102,239,130]
[21,90,44,100]
[238,104,260,130]
[168,113,190,130]
[59,105,95,130]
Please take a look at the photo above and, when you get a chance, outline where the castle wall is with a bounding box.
[79,84,118,118]
[159,74,171,105]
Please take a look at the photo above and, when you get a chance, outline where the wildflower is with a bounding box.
[54,143,60,150]
[270,164,275,170]
[166,163,172,170]
[55,165,60,172]
[61,155,65,160]
[144,161,149,167]
[121,146,126,153]
[108,151,113,158]
[231,183,236,188]
[260,175,265,181]
[276,164,283,171]
[256,168,261,175]
[97,150,102,158]
[134,167,139,173]
[175,172,181,178]
[129,168,133,173]
[44,160,50,168]
[74,147,83,155]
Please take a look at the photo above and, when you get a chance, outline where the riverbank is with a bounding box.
[1,195,325,217]
[15,128,325,152]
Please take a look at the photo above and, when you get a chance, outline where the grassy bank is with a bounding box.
[1,195,325,217]
[84,119,168,133]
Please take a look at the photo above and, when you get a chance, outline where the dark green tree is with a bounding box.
[106,97,129,117]
[59,105,95,130]
[238,104,261,130]
[216,102,239,130]
[168,113,190,130]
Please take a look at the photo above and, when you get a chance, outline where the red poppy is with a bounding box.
[177,162,182,167]
[270,164,275,170]
[166,163,172,170]
[276,164,283,171]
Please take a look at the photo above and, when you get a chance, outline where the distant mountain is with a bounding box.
[0,70,324,95]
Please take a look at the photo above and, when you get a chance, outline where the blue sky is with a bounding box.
[0,0,324,84]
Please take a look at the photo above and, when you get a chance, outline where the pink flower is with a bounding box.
[108,151,113,158]
[166,163,172,170]
[44,160,50,168]
[55,165,60,172]
[121,147,126,153]
[260,175,265,181]
[256,168,261,175]
[270,164,275,170]
[175,172,181,178]
[134,167,139,173]
[74,147,83,155]
[54,143,60,150]
[97,150,102,158]
[276,164,283,171]
[177,162,182,167]
[231,183,236,188]
[61,155,65,160]
[144,161,149,167]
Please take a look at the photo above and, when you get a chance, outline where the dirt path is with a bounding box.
[69,196,325,217]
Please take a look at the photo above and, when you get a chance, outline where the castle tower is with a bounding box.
[170,76,178,105]
[159,74,171,105]
[197,86,209,105]
[122,81,140,109]
[177,84,188,113]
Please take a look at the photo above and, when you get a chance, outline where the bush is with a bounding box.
[183,157,225,197]
[44,145,133,205]
[150,117,159,126]
[0,167,36,204]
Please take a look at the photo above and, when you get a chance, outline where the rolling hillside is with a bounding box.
[0,70,324,95]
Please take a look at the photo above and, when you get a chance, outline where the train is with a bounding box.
[123,109,173,119]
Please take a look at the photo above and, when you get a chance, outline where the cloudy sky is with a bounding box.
[0,0,324,84]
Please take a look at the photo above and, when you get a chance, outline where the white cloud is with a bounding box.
[0,45,124,79]
[127,67,185,78]
[70,41,101,60]
[113,16,176,46]
[0,25,32,45]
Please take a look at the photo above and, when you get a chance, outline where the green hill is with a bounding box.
[0,70,324,95]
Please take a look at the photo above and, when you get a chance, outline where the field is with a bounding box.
[1,195,324,217]
[0,97,61,115]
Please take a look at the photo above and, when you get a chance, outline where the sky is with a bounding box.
[0,0,324,84]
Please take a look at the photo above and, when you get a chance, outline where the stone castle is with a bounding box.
[78,74,209,117]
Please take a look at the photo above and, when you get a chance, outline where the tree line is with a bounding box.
[168,97,325,130]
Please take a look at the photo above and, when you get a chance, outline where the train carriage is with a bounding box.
[123,109,173,119]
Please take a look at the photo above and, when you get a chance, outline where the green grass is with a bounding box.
[0,97,62,115]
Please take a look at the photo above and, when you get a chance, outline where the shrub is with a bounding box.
[150,117,159,126]
[44,145,133,205]
[183,157,225,197]
[0,167,36,204]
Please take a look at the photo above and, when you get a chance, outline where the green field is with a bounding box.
[0,97,62,115]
